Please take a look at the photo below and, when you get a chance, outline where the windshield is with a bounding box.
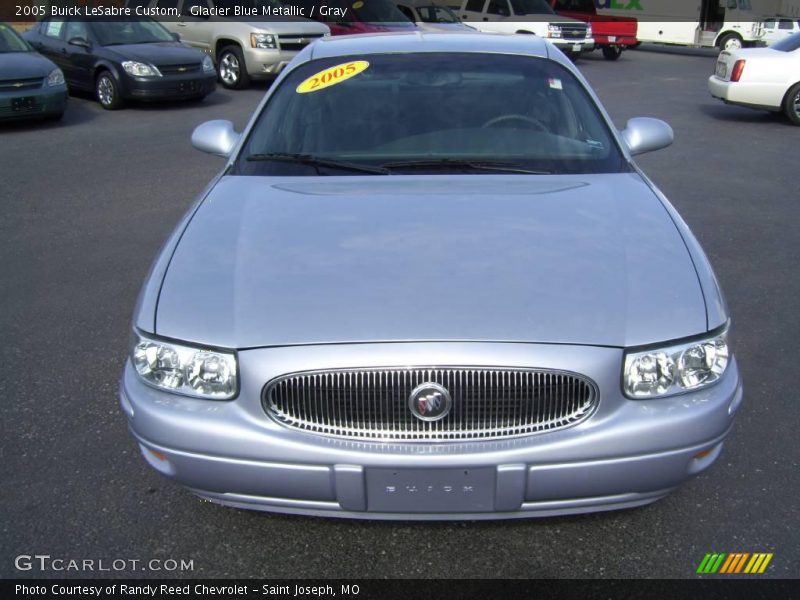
[236,53,626,176]
[510,0,556,16]
[0,25,31,53]
[772,31,800,52]
[90,19,174,45]
[415,4,461,23]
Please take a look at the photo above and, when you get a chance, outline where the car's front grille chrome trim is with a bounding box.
[0,77,44,91]
[263,367,598,441]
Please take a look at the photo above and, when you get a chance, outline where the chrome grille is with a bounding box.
[264,367,597,441]
[278,34,325,52]
[560,24,588,40]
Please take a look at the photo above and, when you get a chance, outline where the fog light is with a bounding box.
[140,445,175,475]
[694,448,714,459]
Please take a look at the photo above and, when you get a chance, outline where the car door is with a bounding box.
[61,20,95,90]
[777,19,796,43]
[32,19,69,70]
[460,0,489,21]
[486,0,511,19]
[761,18,776,44]
[175,0,214,53]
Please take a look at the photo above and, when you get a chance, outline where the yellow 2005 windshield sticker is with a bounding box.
[296,61,369,94]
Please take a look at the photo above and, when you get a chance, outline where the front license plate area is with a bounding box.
[177,81,198,93]
[572,44,582,52]
[12,97,36,112]
[366,468,495,513]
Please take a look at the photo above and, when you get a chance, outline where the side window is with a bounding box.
[43,19,66,39]
[397,5,415,21]
[64,20,89,42]
[763,18,775,29]
[486,0,510,15]
[465,0,486,12]
[779,19,793,30]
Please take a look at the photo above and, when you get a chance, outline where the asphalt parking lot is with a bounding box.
[1,45,798,579]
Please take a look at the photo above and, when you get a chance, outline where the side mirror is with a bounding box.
[620,117,673,156]
[68,37,91,49]
[171,32,181,42]
[192,120,240,157]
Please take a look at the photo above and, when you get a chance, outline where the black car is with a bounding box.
[0,22,67,121]
[23,17,216,110]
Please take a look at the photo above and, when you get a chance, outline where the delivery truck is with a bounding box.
[597,0,765,50]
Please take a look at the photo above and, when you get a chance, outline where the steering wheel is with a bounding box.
[482,114,548,132]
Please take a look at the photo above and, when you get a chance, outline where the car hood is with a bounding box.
[156,174,706,349]
[105,42,202,65]
[0,51,57,78]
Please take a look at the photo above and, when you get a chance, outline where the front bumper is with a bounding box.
[550,38,595,53]
[121,342,742,520]
[120,72,216,101]
[242,47,299,78]
[0,85,67,121]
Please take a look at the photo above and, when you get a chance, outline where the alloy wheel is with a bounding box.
[219,52,240,86]
[97,76,114,107]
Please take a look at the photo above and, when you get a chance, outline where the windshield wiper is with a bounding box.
[245,153,389,175]
[380,159,552,175]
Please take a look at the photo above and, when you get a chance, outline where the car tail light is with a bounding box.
[731,60,746,82]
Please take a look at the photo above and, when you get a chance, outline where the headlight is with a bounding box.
[131,332,238,399]
[547,24,562,38]
[623,329,729,399]
[122,61,162,77]
[251,33,276,49]
[202,54,215,73]
[586,24,592,38]
[47,68,65,87]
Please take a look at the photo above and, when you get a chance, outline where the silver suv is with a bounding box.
[138,0,330,89]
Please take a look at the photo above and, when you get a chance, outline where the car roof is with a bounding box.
[309,31,551,60]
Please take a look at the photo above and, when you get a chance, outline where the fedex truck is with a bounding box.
[597,0,765,50]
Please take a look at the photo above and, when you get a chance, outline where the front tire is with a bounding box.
[217,45,250,90]
[96,71,123,110]
[718,33,743,51]
[602,46,623,60]
[783,82,800,126]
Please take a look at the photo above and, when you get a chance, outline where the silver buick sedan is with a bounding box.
[120,32,743,519]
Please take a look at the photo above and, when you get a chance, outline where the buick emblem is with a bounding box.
[408,382,452,422]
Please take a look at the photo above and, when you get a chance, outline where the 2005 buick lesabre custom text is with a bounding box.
[120,33,743,519]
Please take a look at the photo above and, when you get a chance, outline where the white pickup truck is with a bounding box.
[445,0,594,57]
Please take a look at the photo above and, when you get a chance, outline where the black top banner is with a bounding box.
[0,0,784,24]
[2,579,798,600]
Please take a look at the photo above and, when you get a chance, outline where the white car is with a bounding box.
[708,31,800,125]
[761,16,800,46]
